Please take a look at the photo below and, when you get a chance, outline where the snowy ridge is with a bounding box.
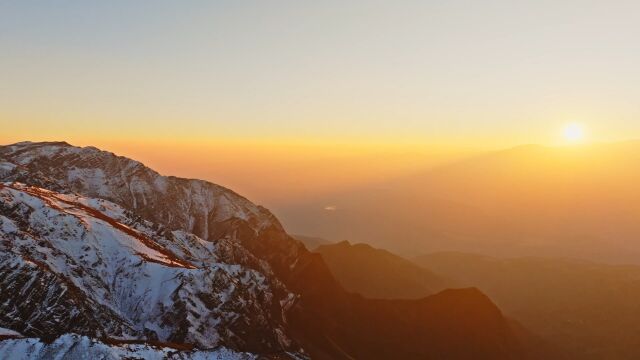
[0,141,278,236]
[0,182,301,356]
[0,142,305,274]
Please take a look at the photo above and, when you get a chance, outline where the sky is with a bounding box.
[1,1,640,202]
[2,0,640,145]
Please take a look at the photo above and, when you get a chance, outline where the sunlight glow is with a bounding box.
[563,123,585,143]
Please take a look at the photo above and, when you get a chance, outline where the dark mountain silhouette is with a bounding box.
[293,234,334,250]
[315,241,450,299]
[415,252,640,359]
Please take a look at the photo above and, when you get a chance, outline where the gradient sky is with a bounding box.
[2,0,640,148]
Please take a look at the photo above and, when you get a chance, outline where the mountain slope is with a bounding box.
[315,241,450,299]
[0,182,296,355]
[415,252,640,359]
[290,285,527,360]
[0,141,303,278]
[293,234,333,251]
[0,141,535,359]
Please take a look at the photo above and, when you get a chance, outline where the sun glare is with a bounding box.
[563,123,585,143]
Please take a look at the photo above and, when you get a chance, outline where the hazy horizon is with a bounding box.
[5,136,639,208]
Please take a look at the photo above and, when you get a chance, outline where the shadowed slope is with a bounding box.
[315,240,450,299]
[415,251,640,359]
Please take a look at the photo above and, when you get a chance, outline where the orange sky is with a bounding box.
[6,137,478,205]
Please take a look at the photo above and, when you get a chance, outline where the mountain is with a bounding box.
[414,252,640,359]
[0,141,302,278]
[293,234,333,251]
[0,141,535,359]
[276,141,640,264]
[315,241,450,299]
[0,333,256,359]
[0,182,296,355]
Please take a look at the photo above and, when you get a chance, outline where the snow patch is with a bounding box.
[0,328,23,337]
[0,334,258,360]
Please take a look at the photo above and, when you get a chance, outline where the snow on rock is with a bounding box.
[0,162,16,177]
[0,328,23,337]
[0,183,298,355]
[0,141,278,236]
[0,141,307,279]
[0,334,257,360]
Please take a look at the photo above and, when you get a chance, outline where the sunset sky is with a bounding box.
[2,1,640,202]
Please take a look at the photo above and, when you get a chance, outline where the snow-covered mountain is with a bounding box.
[0,141,543,359]
[0,141,304,279]
[0,182,299,356]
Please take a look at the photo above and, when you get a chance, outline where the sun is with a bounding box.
[563,123,585,142]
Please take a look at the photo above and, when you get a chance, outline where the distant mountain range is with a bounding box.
[310,238,640,359]
[315,241,450,299]
[292,234,333,251]
[277,141,640,264]
[416,252,640,360]
[0,141,541,359]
